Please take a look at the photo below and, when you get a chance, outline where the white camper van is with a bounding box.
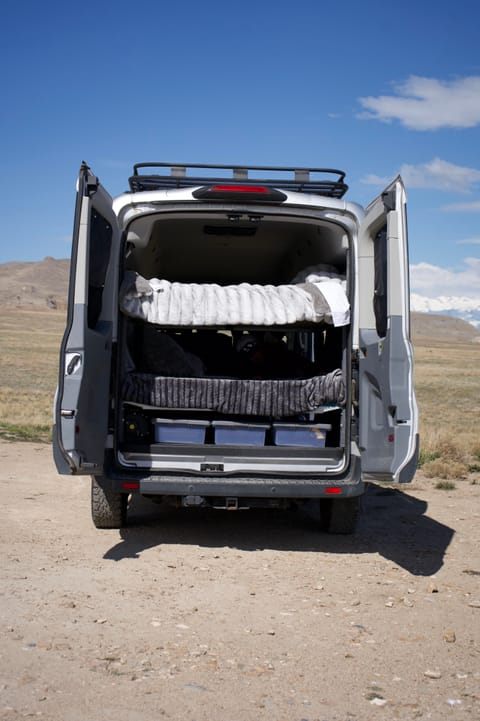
[53,162,419,533]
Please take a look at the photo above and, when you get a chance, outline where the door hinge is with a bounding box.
[80,461,98,470]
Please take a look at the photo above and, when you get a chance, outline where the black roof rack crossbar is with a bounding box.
[128,163,348,198]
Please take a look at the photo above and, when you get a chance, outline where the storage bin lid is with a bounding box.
[272,423,331,431]
[153,418,210,426]
[211,421,270,429]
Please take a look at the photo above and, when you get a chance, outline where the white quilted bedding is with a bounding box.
[119,271,350,327]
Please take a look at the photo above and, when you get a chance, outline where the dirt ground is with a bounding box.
[1,440,479,721]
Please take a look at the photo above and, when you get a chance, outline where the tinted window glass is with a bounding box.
[373,225,387,337]
[88,208,112,328]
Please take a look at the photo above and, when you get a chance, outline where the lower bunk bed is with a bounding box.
[121,369,346,417]
[120,370,346,450]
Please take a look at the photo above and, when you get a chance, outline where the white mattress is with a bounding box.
[119,271,350,327]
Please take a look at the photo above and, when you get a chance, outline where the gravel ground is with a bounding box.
[1,440,479,721]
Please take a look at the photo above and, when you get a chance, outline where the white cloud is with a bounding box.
[357,75,480,130]
[410,258,480,298]
[401,159,480,192]
[456,237,480,245]
[361,158,480,193]
[443,200,480,211]
[361,173,391,186]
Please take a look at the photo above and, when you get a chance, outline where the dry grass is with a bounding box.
[414,340,480,479]
[0,308,65,439]
[0,307,479,481]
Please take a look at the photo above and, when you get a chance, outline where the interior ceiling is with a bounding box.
[128,215,346,284]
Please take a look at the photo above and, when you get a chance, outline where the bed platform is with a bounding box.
[122,370,345,416]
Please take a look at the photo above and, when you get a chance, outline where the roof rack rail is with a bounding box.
[128,162,348,198]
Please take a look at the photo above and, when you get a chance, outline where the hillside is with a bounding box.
[0,258,479,344]
[0,257,70,310]
[411,311,480,344]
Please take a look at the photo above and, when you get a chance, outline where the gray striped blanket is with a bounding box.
[122,369,345,416]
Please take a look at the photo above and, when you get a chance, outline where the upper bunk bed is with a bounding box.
[119,268,350,329]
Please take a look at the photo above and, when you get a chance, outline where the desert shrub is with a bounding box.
[417,427,474,479]
[433,437,467,464]
[435,480,456,490]
[422,458,468,480]
[468,448,480,472]
[417,449,440,468]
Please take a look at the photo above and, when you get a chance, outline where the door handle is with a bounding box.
[66,353,82,375]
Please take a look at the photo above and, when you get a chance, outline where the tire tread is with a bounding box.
[91,477,127,529]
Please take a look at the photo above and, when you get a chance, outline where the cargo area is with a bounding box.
[114,211,352,473]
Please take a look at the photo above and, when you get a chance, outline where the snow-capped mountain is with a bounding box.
[411,293,480,329]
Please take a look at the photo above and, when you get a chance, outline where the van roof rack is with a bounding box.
[128,162,348,198]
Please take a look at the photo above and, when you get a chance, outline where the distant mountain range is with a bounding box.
[411,293,480,329]
[1,257,479,339]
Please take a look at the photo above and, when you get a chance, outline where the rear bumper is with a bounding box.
[98,454,363,499]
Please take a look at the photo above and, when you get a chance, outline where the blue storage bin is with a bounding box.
[212,421,269,446]
[154,418,210,444]
[272,423,331,447]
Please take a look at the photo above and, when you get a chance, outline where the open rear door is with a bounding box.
[357,177,419,482]
[53,163,119,474]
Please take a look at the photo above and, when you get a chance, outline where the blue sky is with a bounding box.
[1,0,479,302]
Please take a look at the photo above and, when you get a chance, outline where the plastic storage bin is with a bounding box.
[212,421,269,446]
[153,419,210,444]
[272,423,331,447]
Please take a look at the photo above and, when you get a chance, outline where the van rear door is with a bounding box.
[53,163,119,474]
[357,177,419,482]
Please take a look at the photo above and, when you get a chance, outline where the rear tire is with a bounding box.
[91,476,128,529]
[320,496,359,534]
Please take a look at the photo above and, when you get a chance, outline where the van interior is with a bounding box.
[115,211,351,463]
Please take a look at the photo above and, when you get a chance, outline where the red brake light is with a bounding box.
[192,185,287,202]
[325,487,342,494]
[210,185,270,193]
